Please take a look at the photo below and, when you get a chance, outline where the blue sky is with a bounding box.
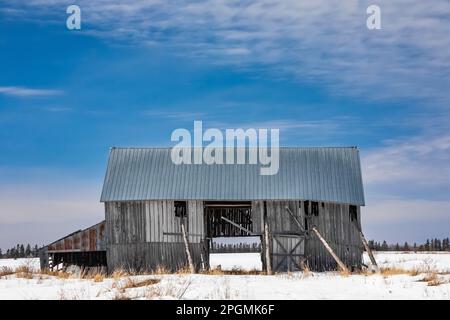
[0,1,449,249]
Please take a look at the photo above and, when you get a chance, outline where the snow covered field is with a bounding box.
[209,253,262,271]
[1,252,449,300]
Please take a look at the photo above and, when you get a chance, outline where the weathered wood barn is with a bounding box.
[97,147,366,272]
[41,147,367,272]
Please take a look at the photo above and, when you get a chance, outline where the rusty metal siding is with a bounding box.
[47,221,106,253]
[100,147,365,205]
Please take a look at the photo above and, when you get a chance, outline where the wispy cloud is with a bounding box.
[362,134,450,187]
[0,86,63,97]
[5,0,449,106]
[142,110,206,120]
[44,106,72,112]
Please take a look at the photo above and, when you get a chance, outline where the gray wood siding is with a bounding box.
[303,202,363,271]
[265,201,304,234]
[105,200,204,271]
[258,200,362,271]
[105,199,362,272]
[251,201,264,233]
[107,243,203,272]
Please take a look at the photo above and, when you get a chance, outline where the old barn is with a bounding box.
[41,147,368,273]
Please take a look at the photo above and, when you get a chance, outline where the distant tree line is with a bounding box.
[368,238,450,252]
[0,244,40,259]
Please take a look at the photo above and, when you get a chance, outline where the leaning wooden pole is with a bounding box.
[358,230,379,272]
[181,218,196,273]
[263,201,272,275]
[311,227,349,273]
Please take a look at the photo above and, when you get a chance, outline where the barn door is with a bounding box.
[266,201,306,272]
[272,235,305,272]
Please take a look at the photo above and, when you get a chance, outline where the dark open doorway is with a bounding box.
[204,201,253,237]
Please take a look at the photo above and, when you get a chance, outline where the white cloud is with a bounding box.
[142,110,206,120]
[362,134,450,186]
[5,0,450,105]
[0,86,63,97]
[361,134,450,240]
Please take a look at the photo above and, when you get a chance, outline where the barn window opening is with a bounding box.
[174,201,187,218]
[311,201,319,216]
[349,205,357,222]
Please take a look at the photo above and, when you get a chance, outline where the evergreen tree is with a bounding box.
[444,238,450,251]
[404,242,409,251]
[0,248,2,258]
[436,239,441,251]
[25,244,31,257]
[425,239,430,251]
[381,240,389,251]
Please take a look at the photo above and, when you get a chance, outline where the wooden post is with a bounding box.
[181,218,196,273]
[263,201,272,275]
[285,206,305,232]
[311,227,349,273]
[221,216,256,235]
[350,219,379,272]
[359,230,379,272]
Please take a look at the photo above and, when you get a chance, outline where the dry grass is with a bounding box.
[339,269,351,277]
[176,266,192,274]
[56,272,71,279]
[93,273,105,283]
[201,268,263,275]
[145,277,192,299]
[152,265,171,275]
[345,267,426,278]
[14,265,34,279]
[410,269,421,276]
[121,277,160,289]
[416,272,448,286]
[427,278,448,286]
[377,267,417,276]
[111,268,129,281]
[39,268,71,279]
[0,266,14,278]
[302,265,311,275]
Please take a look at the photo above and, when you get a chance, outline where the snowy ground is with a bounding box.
[1,252,450,300]
[209,253,262,271]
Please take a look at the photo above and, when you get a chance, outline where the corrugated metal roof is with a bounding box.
[100,147,365,205]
